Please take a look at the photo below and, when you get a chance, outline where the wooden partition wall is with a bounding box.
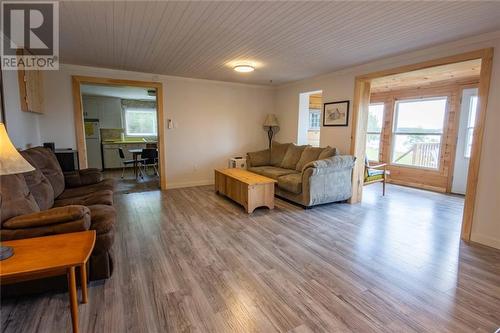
[370,79,479,192]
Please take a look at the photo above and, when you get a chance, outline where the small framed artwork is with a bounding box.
[323,100,349,126]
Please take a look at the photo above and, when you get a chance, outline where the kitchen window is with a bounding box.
[392,97,447,169]
[366,103,384,161]
[124,108,157,137]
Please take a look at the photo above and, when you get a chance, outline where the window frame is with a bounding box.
[391,96,448,170]
[124,107,158,137]
[366,102,384,162]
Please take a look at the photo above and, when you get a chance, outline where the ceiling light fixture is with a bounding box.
[233,65,255,73]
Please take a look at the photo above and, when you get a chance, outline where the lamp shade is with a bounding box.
[0,123,34,175]
[263,114,279,128]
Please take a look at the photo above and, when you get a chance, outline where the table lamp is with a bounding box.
[0,123,35,260]
[263,114,279,149]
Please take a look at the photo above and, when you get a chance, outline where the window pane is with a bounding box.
[367,104,384,132]
[464,96,477,159]
[366,133,381,161]
[309,111,320,130]
[125,109,157,136]
[467,96,478,128]
[464,128,473,158]
[395,98,447,134]
[392,134,441,169]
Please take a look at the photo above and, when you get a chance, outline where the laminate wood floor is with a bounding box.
[102,169,160,194]
[2,184,500,333]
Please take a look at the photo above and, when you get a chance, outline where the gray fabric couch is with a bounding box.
[246,142,355,207]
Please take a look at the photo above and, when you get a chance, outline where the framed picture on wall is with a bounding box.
[323,100,349,126]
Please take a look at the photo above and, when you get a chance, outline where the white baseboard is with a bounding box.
[165,179,214,189]
[471,233,500,250]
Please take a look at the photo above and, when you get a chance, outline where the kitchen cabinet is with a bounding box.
[99,98,123,128]
[82,97,100,118]
[82,96,123,128]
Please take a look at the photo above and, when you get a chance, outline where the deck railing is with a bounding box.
[394,142,440,168]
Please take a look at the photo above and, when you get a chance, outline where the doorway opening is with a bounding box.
[72,76,166,191]
[350,49,493,242]
[298,90,322,146]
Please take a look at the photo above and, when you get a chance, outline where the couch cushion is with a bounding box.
[247,149,270,167]
[277,173,302,194]
[54,190,113,207]
[248,166,299,180]
[87,205,116,235]
[3,205,90,229]
[21,147,65,197]
[19,153,55,210]
[270,142,292,166]
[87,205,116,254]
[318,146,337,160]
[367,168,384,177]
[295,147,324,171]
[365,173,384,182]
[0,174,40,224]
[280,144,309,170]
[57,179,115,200]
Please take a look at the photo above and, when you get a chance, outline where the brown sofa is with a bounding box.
[247,142,355,207]
[0,147,116,283]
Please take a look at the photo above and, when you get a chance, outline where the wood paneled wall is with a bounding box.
[370,79,479,192]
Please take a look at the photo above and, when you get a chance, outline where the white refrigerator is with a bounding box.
[84,119,103,170]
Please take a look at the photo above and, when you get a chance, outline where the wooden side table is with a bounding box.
[0,231,96,333]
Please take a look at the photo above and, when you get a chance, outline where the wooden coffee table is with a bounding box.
[215,168,276,213]
[0,231,96,333]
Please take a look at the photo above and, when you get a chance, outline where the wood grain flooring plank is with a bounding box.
[1,184,499,333]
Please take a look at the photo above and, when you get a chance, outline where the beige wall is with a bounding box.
[274,31,500,249]
[39,64,274,188]
[1,69,41,149]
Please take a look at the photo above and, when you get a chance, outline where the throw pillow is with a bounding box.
[247,148,270,167]
[295,147,324,171]
[270,141,292,166]
[318,146,337,160]
[0,174,40,224]
[280,144,309,169]
[20,153,55,211]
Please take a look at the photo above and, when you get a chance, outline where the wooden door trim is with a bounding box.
[350,48,494,242]
[71,75,167,190]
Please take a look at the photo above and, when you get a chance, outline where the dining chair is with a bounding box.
[140,148,159,176]
[118,148,145,179]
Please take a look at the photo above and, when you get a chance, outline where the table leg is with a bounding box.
[67,267,79,333]
[80,264,88,304]
[134,154,138,179]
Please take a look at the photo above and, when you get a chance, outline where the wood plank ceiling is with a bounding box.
[59,2,500,86]
[370,59,482,93]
